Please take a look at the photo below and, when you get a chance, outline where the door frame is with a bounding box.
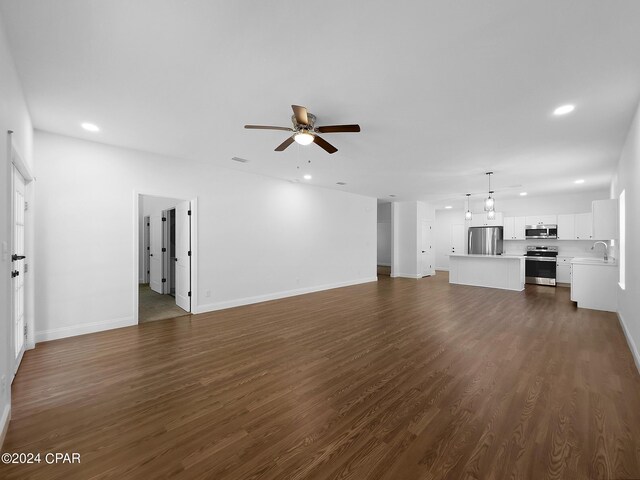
[7,133,35,374]
[133,192,198,324]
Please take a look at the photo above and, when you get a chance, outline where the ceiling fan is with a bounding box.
[244,105,360,154]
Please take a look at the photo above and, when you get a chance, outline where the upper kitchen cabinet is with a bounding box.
[574,212,593,240]
[470,212,503,227]
[503,216,525,240]
[592,199,618,239]
[556,214,575,240]
[524,215,557,226]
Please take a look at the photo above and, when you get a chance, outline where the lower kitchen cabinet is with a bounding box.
[570,260,618,312]
[556,256,572,284]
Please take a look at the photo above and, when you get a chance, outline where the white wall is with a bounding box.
[0,14,33,444]
[34,131,377,341]
[377,202,391,266]
[435,189,610,270]
[610,99,640,372]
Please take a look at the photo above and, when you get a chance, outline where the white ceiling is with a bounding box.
[2,0,640,209]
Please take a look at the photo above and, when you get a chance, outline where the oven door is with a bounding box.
[525,257,557,286]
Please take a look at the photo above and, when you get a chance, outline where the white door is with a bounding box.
[11,166,26,372]
[421,221,434,276]
[175,201,191,312]
[149,214,164,293]
[451,224,465,254]
[143,216,150,283]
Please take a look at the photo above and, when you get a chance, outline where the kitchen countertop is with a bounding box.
[571,257,618,266]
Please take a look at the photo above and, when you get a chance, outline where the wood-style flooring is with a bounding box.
[2,272,640,479]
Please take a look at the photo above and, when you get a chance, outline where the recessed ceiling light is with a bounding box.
[520,192,527,196]
[445,206,453,209]
[81,122,100,132]
[553,104,575,116]
[336,182,347,186]
[303,174,312,180]
[574,179,585,184]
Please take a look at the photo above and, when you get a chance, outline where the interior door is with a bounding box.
[175,201,191,312]
[421,221,433,276]
[451,224,465,254]
[143,216,150,283]
[149,214,164,293]
[11,166,26,373]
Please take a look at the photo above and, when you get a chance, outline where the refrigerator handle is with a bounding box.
[468,229,472,254]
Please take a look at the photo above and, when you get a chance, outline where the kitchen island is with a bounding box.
[448,254,525,291]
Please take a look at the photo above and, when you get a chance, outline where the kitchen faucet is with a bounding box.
[591,241,608,261]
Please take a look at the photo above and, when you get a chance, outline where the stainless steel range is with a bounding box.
[525,246,558,286]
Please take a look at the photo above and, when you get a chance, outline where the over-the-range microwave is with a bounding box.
[525,224,558,239]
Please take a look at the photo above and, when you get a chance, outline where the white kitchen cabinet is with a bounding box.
[570,260,618,311]
[525,215,557,226]
[556,256,573,284]
[556,214,575,240]
[514,217,526,239]
[574,212,593,240]
[592,199,618,240]
[471,212,503,227]
[503,216,525,240]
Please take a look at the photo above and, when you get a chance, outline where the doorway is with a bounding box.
[137,194,193,323]
[377,201,392,276]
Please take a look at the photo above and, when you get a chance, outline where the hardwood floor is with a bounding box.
[2,273,640,479]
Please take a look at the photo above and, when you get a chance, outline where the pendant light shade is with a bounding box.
[484,172,495,212]
[487,209,496,220]
[464,193,472,220]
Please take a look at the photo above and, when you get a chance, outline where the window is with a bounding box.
[619,190,626,290]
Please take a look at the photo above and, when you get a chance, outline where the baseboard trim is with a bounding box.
[618,311,640,376]
[0,404,10,449]
[390,273,422,279]
[435,267,449,272]
[35,316,136,343]
[194,277,378,314]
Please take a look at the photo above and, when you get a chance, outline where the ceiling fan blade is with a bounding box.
[245,125,293,131]
[313,135,338,154]
[291,105,309,125]
[275,136,295,151]
[315,124,361,134]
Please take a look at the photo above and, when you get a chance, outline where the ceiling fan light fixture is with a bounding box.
[294,131,314,146]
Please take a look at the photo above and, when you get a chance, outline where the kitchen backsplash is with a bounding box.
[503,239,611,258]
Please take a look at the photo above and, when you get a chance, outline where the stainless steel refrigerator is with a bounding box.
[467,226,504,255]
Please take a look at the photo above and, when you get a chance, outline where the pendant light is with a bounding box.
[484,172,495,212]
[487,209,496,220]
[464,193,472,220]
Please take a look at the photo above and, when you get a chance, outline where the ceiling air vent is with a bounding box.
[336,182,347,186]
[231,157,249,163]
